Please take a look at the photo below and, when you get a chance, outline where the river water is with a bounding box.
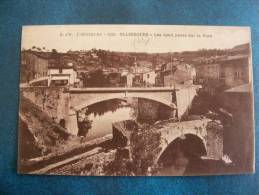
[77,98,170,140]
[77,99,138,140]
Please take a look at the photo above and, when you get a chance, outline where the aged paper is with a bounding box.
[18,25,254,176]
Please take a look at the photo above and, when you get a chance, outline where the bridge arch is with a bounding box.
[73,94,174,111]
[156,133,207,165]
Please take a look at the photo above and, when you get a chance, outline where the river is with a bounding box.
[77,98,171,140]
[77,99,137,140]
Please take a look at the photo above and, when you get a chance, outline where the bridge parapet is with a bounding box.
[67,85,201,93]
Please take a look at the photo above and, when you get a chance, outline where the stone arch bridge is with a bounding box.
[21,86,200,135]
[153,119,223,163]
[112,118,223,174]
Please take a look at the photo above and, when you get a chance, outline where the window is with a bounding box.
[220,71,225,78]
[147,74,150,78]
[235,71,243,78]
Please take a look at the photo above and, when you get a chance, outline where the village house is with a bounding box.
[219,55,250,89]
[154,71,163,86]
[143,70,157,86]
[47,62,78,87]
[194,57,223,94]
[194,43,251,95]
[125,73,134,87]
[131,64,151,74]
[194,56,222,80]
[161,59,196,86]
[120,69,134,87]
[20,51,49,83]
[194,54,250,95]
[228,43,250,56]
[131,63,153,87]
[118,67,129,75]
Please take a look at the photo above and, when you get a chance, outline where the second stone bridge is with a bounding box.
[112,118,223,175]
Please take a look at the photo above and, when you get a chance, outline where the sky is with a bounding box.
[21,25,251,53]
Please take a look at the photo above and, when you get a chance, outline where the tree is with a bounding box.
[87,69,105,87]
[50,49,60,66]
[81,72,88,87]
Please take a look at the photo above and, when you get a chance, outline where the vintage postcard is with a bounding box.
[18,25,254,176]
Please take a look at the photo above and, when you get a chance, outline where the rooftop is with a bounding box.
[224,83,252,93]
[219,54,249,62]
[48,64,75,69]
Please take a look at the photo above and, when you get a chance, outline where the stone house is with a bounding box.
[218,55,250,89]
[126,73,134,87]
[195,55,250,95]
[161,61,196,86]
[143,70,157,86]
[20,51,49,82]
[47,63,78,86]
[131,65,153,87]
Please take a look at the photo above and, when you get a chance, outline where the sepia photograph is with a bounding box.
[18,25,254,176]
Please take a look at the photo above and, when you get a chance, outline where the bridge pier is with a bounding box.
[205,120,223,160]
[65,109,79,135]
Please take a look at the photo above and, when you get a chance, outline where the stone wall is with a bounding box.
[130,129,162,175]
[176,86,197,118]
[221,91,254,172]
[137,98,174,123]
[137,99,160,123]
[48,150,117,176]
[20,87,69,124]
[206,120,223,159]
